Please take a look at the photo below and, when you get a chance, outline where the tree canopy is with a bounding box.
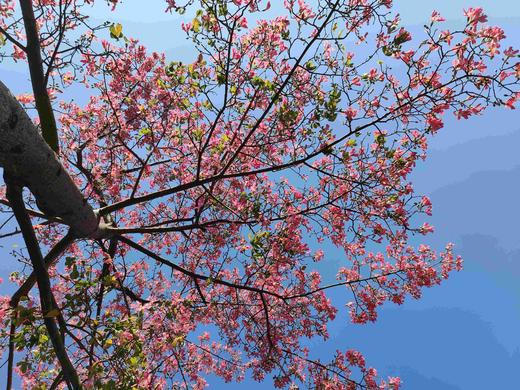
[0,0,518,388]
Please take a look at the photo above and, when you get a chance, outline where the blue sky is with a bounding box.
[84,0,520,23]
[1,1,520,389]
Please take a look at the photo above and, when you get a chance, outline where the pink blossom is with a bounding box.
[431,11,445,23]
[344,106,358,120]
[464,7,488,25]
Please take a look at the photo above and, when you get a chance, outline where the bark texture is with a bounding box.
[0,80,103,238]
[19,0,60,152]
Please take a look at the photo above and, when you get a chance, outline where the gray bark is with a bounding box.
[0,80,104,238]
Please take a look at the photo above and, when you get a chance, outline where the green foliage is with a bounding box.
[109,23,123,40]
[322,84,341,121]
[249,230,271,260]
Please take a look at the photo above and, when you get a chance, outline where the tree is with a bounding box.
[0,0,518,388]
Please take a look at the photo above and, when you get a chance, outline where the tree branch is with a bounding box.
[0,80,103,238]
[6,314,16,390]
[5,175,81,389]
[19,0,59,152]
[10,232,74,307]
[0,25,26,52]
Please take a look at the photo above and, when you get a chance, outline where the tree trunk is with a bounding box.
[0,80,104,238]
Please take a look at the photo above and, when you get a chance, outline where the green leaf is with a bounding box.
[382,45,395,57]
[193,128,203,141]
[375,134,386,146]
[138,127,152,137]
[70,266,79,280]
[172,335,185,347]
[109,23,123,40]
[17,361,30,374]
[65,256,75,267]
[251,76,265,87]
[39,333,49,343]
[305,60,317,71]
[192,18,201,33]
[216,73,226,85]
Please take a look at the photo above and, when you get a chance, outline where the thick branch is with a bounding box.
[19,0,59,152]
[6,315,16,390]
[0,80,104,238]
[5,176,81,389]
